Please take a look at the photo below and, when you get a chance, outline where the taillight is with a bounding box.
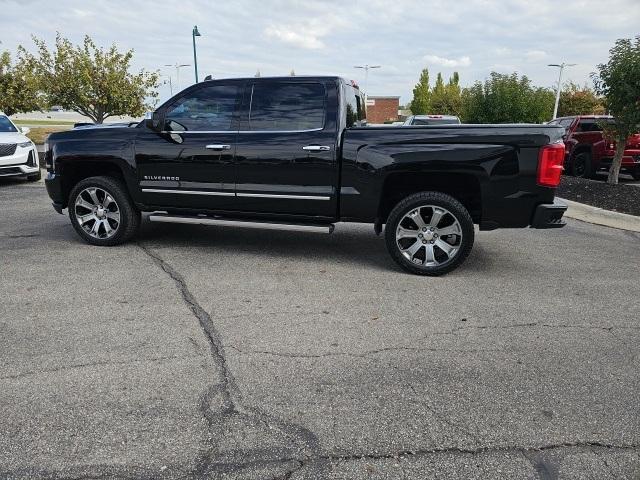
[537,143,565,188]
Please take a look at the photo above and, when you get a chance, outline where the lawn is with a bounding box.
[13,119,77,126]
[26,126,72,144]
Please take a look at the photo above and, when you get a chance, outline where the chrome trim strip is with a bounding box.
[142,188,330,200]
[162,127,324,134]
[149,215,334,234]
[237,193,330,200]
[142,188,234,196]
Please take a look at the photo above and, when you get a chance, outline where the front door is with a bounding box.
[135,81,242,211]
[234,80,338,218]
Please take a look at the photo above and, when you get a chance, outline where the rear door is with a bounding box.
[135,81,241,210]
[233,79,339,217]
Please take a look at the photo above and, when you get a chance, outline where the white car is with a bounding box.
[0,113,40,181]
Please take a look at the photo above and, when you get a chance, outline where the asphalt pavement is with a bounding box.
[1,177,638,479]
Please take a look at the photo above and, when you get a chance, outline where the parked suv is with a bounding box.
[0,113,40,181]
[549,115,640,179]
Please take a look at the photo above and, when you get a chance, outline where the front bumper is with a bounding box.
[531,199,567,229]
[0,146,39,177]
[45,172,65,213]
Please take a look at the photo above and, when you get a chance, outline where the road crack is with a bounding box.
[137,243,322,479]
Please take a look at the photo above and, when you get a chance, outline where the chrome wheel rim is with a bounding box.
[74,187,120,239]
[396,205,463,267]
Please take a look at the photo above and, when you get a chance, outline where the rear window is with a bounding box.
[345,83,366,127]
[577,120,603,132]
[0,115,18,133]
[249,82,325,131]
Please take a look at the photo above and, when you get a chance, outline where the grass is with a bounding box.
[26,126,72,144]
[13,119,77,126]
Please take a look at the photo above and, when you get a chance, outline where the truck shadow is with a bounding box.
[136,220,504,276]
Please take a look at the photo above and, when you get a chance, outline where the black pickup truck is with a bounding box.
[45,76,567,275]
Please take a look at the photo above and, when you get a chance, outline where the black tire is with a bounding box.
[384,191,475,276]
[631,169,640,181]
[571,152,591,178]
[68,175,140,246]
[26,169,41,182]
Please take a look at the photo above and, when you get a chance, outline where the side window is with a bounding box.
[249,83,325,131]
[164,84,238,131]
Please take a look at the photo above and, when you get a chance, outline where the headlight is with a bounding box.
[18,141,33,148]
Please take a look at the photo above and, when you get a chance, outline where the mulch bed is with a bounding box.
[556,175,640,216]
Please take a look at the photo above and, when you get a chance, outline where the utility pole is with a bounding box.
[354,64,381,104]
[548,62,576,120]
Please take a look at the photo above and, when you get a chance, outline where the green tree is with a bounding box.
[16,34,159,123]
[429,72,446,113]
[461,72,554,123]
[592,36,640,184]
[430,71,462,116]
[557,82,605,117]
[0,51,43,115]
[410,68,431,115]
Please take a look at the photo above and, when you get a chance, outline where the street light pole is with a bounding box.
[354,64,381,104]
[192,25,201,83]
[165,63,190,92]
[548,62,576,120]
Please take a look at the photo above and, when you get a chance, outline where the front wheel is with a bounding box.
[68,176,140,246]
[385,192,475,276]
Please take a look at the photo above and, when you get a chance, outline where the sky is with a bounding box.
[1,0,639,105]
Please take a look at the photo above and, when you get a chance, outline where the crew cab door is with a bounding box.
[233,80,339,217]
[135,81,241,210]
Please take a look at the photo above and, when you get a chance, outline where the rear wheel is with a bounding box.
[631,169,640,181]
[571,152,591,178]
[68,176,140,246]
[384,192,474,276]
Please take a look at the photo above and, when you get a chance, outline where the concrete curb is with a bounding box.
[558,197,640,232]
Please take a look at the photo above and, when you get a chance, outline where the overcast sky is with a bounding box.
[1,0,639,104]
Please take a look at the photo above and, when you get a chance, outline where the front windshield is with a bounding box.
[0,116,18,133]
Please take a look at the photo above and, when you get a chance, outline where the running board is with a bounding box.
[148,214,335,234]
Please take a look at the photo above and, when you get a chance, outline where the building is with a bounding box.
[366,96,400,124]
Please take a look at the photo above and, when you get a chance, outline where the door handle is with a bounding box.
[205,144,231,150]
[302,145,331,152]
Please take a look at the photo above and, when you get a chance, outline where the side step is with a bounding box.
[148,214,335,234]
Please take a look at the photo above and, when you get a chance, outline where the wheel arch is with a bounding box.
[377,171,482,225]
[59,161,128,208]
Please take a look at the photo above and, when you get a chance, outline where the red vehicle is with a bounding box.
[549,115,640,180]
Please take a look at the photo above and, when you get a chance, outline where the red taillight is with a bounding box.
[537,143,565,188]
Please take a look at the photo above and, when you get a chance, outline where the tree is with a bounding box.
[557,82,605,117]
[0,51,43,115]
[410,68,431,115]
[592,36,640,184]
[461,72,554,124]
[16,34,159,123]
[430,71,462,116]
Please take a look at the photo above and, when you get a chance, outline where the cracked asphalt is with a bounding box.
[1,178,639,479]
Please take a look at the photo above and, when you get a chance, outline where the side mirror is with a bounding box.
[20,126,30,135]
[144,111,163,131]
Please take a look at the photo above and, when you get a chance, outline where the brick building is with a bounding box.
[365,96,400,124]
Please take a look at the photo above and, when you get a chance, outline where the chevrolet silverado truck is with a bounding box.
[45,76,567,276]
[549,115,640,179]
